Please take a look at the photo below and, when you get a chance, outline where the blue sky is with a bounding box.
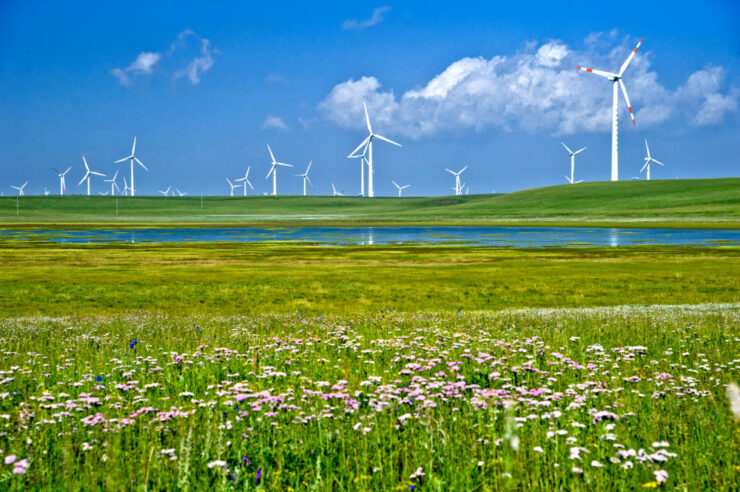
[1,0,738,196]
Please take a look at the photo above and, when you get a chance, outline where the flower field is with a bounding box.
[0,306,738,490]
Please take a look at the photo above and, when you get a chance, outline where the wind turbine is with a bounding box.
[98,191,109,196]
[52,167,72,195]
[331,183,344,196]
[234,166,254,196]
[158,186,172,196]
[78,154,106,196]
[226,178,238,197]
[265,145,292,196]
[348,141,368,196]
[348,102,401,197]
[11,182,28,196]
[445,166,468,196]
[392,180,410,197]
[576,38,643,181]
[561,143,586,184]
[175,188,188,197]
[105,170,120,196]
[122,177,132,196]
[296,161,313,196]
[641,139,664,180]
[114,137,148,196]
[44,187,50,196]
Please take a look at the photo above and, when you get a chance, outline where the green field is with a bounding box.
[1,177,738,228]
[0,243,737,316]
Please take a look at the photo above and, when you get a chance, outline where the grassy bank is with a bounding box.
[1,178,738,229]
[0,308,738,490]
[0,242,737,316]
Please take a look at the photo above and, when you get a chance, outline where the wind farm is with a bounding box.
[0,3,739,492]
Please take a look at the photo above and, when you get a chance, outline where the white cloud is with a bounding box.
[112,30,216,87]
[319,37,738,139]
[110,51,162,86]
[174,39,215,85]
[342,7,390,31]
[262,115,288,131]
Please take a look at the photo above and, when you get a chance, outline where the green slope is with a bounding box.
[0,178,737,228]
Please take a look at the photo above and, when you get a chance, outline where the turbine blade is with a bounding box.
[306,160,312,173]
[114,157,129,163]
[132,136,137,156]
[81,153,89,170]
[644,139,651,158]
[459,165,468,174]
[267,144,276,163]
[445,168,455,175]
[247,179,254,190]
[652,159,665,166]
[306,176,312,187]
[561,142,573,154]
[392,180,399,188]
[640,162,649,173]
[134,157,148,170]
[64,166,72,175]
[575,66,617,79]
[52,167,61,174]
[78,174,88,186]
[363,102,372,133]
[374,134,402,147]
[575,147,586,154]
[619,38,644,77]
[618,79,636,126]
[277,162,293,167]
[348,136,371,158]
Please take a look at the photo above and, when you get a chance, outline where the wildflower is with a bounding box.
[410,467,424,480]
[96,376,103,382]
[590,460,604,468]
[654,470,668,483]
[572,467,582,474]
[242,456,251,465]
[256,469,262,485]
[5,455,16,465]
[12,459,29,475]
[533,446,544,453]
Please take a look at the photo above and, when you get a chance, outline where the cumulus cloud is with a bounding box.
[319,37,738,139]
[343,7,390,31]
[262,116,288,131]
[110,52,162,86]
[112,30,216,86]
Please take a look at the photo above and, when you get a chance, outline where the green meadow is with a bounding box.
[1,177,738,228]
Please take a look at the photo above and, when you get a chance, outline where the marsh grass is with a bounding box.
[0,243,737,316]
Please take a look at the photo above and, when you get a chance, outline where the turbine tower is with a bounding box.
[114,137,148,196]
[561,143,586,184]
[225,178,238,197]
[78,154,106,196]
[11,181,28,196]
[296,161,313,196]
[266,145,292,196]
[52,166,72,195]
[445,166,468,196]
[576,38,643,181]
[348,102,401,197]
[641,139,664,180]
[392,180,410,197]
[105,170,120,196]
[234,166,254,196]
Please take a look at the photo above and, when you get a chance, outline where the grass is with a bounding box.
[0,242,737,316]
[0,308,738,490]
[1,178,738,229]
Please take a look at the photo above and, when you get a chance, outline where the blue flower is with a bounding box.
[96,376,103,382]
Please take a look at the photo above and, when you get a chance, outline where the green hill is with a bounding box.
[1,178,738,228]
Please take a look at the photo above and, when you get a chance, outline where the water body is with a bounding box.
[0,227,737,247]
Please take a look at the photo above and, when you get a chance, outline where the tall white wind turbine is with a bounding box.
[445,166,468,196]
[576,38,643,181]
[296,161,313,196]
[331,183,344,196]
[348,141,369,196]
[265,145,292,196]
[105,170,120,196]
[114,137,148,196]
[11,181,28,196]
[78,154,106,196]
[641,139,664,180]
[234,166,254,196]
[226,178,238,197]
[348,102,401,197]
[52,166,72,195]
[561,143,586,184]
[122,177,131,196]
[392,180,410,197]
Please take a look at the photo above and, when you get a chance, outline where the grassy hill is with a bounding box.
[1,177,738,228]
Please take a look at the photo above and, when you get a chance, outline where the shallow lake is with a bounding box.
[1,226,738,247]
